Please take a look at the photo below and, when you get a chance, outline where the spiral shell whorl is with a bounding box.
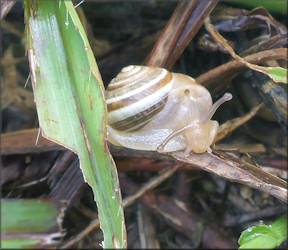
[106,65,173,131]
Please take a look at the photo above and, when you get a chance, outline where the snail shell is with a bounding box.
[106,65,232,154]
[106,65,173,131]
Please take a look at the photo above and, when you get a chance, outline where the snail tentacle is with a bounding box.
[200,92,232,123]
[157,92,232,154]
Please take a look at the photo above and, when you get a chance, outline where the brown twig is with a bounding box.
[145,0,197,67]
[166,0,218,69]
[122,164,181,208]
[223,205,287,227]
[1,57,27,66]
[1,128,64,155]
[121,180,237,248]
[146,0,218,70]
[214,103,265,143]
[1,0,17,20]
[195,48,287,87]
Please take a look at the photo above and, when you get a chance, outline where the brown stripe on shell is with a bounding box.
[109,96,168,131]
[107,66,148,91]
[106,67,170,100]
[107,70,173,112]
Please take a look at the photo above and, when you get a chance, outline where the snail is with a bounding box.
[106,65,232,156]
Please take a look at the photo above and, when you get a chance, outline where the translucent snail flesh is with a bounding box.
[106,65,232,155]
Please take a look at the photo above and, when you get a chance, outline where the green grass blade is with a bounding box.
[226,1,287,15]
[1,199,65,248]
[2,239,43,249]
[24,1,126,248]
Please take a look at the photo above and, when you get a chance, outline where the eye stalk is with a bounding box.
[200,92,232,123]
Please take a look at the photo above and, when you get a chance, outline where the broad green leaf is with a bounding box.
[1,199,65,249]
[238,215,287,249]
[24,1,126,248]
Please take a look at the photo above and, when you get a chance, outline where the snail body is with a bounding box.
[106,65,232,155]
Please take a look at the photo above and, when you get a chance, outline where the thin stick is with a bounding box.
[196,48,287,87]
[166,0,218,69]
[146,0,196,68]
[214,103,264,143]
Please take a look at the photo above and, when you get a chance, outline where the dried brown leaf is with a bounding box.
[171,150,287,203]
